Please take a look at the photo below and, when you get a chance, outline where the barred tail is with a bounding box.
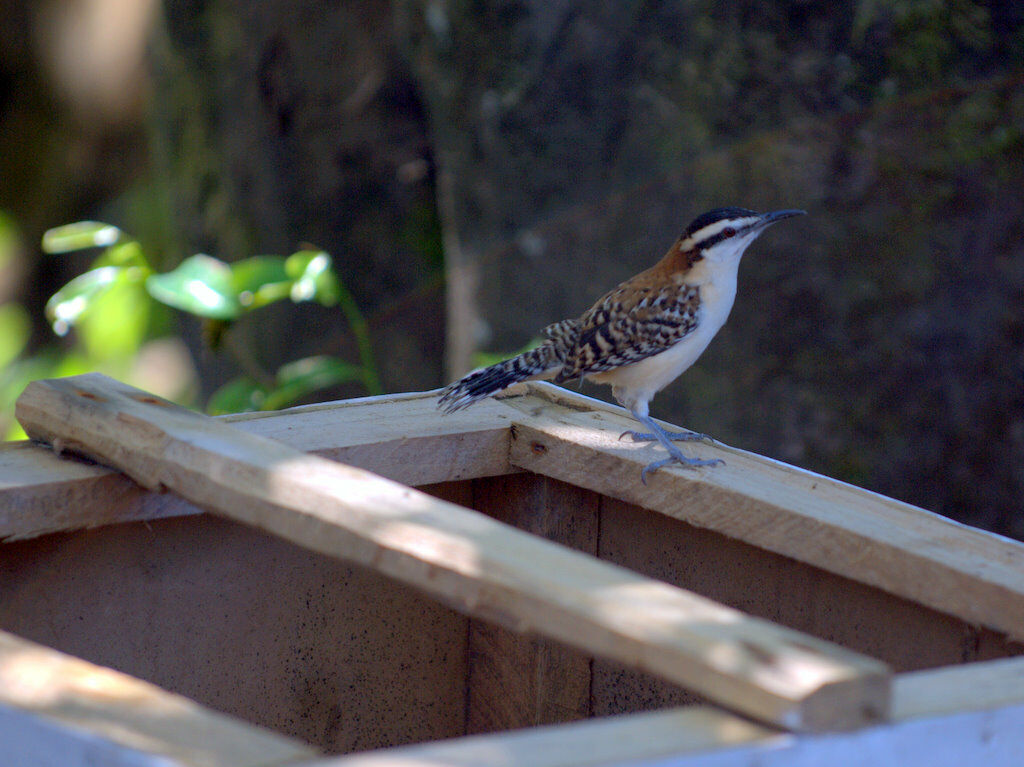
[438,344,561,413]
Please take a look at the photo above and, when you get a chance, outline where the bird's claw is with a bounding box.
[640,455,724,485]
[620,429,711,443]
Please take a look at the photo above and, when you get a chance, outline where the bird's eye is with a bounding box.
[722,227,736,238]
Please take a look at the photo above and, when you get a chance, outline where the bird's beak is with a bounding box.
[758,209,806,228]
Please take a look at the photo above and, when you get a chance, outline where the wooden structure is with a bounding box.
[2,373,1024,765]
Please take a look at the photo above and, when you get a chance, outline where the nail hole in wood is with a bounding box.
[530,441,547,455]
[75,390,102,401]
[134,395,164,405]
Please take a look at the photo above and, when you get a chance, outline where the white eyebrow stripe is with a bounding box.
[691,216,761,241]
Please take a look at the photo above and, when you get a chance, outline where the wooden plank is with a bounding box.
[290,707,775,767]
[297,702,1024,767]
[500,383,1024,640]
[0,390,513,542]
[467,474,597,732]
[596,497,1022,675]
[224,390,516,485]
[15,373,891,732]
[284,659,1024,767]
[893,656,1024,720]
[0,630,316,767]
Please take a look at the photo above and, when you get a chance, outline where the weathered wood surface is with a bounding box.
[893,655,1024,720]
[291,657,1024,767]
[0,389,513,541]
[0,630,316,767]
[5,378,1024,642]
[596,496,1021,674]
[504,383,1024,640]
[467,475,598,732]
[6,381,1024,646]
[14,373,890,732]
[296,707,775,767]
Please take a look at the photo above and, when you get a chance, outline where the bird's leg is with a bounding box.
[627,410,722,484]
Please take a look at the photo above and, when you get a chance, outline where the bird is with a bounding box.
[438,207,806,483]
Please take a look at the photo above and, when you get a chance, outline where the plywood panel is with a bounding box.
[467,474,598,733]
[0,515,469,754]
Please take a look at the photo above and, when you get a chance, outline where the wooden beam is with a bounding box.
[15,374,890,732]
[894,656,1024,720]
[0,390,513,541]
[0,630,316,767]
[293,707,775,767]
[500,383,1024,640]
[283,659,1024,767]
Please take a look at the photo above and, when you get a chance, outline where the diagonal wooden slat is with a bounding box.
[0,390,514,542]
[15,373,890,732]
[0,630,316,767]
[500,382,1024,640]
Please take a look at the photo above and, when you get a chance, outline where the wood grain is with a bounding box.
[502,382,1024,640]
[0,514,470,754]
[14,374,891,732]
[0,630,315,767]
[467,474,598,732]
[0,389,513,542]
[288,658,1024,767]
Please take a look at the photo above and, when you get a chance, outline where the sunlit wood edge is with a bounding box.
[0,630,316,767]
[284,657,1024,767]
[11,373,890,733]
[500,382,1024,639]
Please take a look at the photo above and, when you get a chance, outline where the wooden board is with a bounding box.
[289,658,1024,767]
[502,382,1024,640]
[0,390,514,542]
[6,380,1024,649]
[467,474,598,732]
[596,496,1022,673]
[295,706,775,767]
[0,630,316,767]
[14,374,891,732]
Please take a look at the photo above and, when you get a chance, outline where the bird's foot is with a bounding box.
[620,428,711,444]
[640,450,723,485]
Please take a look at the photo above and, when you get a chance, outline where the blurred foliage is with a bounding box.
[470,337,542,370]
[0,217,380,439]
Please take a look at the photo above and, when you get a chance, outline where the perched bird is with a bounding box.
[439,207,805,482]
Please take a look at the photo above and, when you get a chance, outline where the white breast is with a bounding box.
[588,264,739,413]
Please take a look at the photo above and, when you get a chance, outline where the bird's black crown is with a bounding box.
[683,207,758,238]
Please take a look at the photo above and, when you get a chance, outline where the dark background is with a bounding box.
[1,1,1022,535]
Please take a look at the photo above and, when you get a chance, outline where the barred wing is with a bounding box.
[555,283,700,382]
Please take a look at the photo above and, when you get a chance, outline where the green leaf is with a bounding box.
[285,250,340,305]
[230,255,293,309]
[76,271,151,361]
[207,377,266,415]
[42,221,124,253]
[45,265,125,335]
[262,355,363,411]
[146,254,241,320]
[94,239,151,269]
[0,303,30,369]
